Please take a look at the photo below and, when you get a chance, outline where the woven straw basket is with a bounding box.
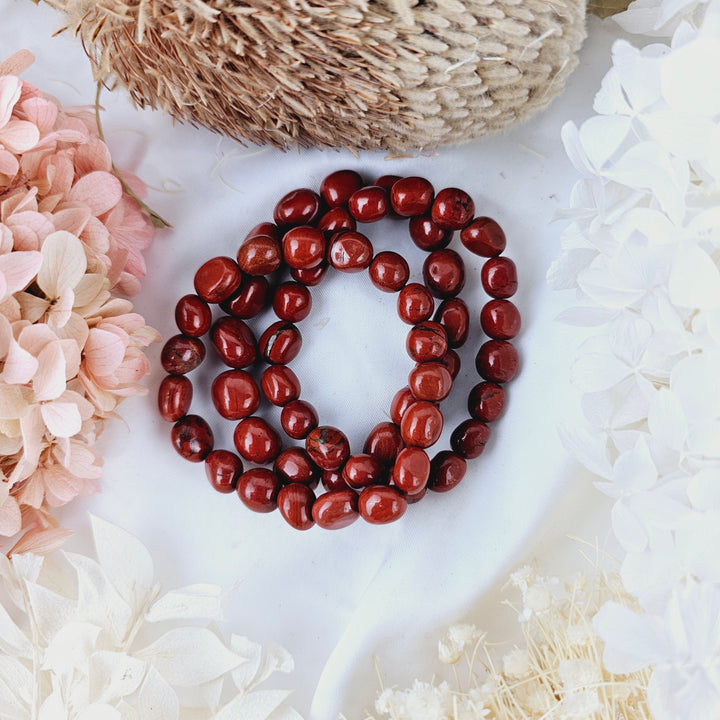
[48,0,586,152]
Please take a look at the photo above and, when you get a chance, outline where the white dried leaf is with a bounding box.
[668,242,720,309]
[75,704,122,720]
[0,657,31,717]
[136,666,179,720]
[88,651,147,704]
[662,37,720,116]
[24,581,75,643]
[42,621,101,677]
[37,690,67,720]
[145,584,224,623]
[211,689,292,720]
[0,600,31,656]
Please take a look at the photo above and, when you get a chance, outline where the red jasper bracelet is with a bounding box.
[158,171,520,530]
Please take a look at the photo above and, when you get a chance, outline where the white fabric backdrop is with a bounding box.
[2,5,621,717]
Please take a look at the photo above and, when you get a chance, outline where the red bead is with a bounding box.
[211,317,257,368]
[364,421,404,465]
[392,446,430,494]
[259,321,302,364]
[236,235,282,276]
[171,415,214,462]
[390,176,434,217]
[291,262,329,286]
[428,450,467,492]
[175,294,212,337]
[400,401,443,448]
[194,256,242,304]
[233,417,282,464]
[358,485,407,524]
[205,449,243,493]
[390,386,416,425]
[342,454,385,489]
[476,340,519,383]
[322,469,349,492]
[406,321,448,362]
[406,486,428,504]
[318,206,357,233]
[220,276,269,319]
[434,298,470,348]
[305,426,350,470]
[409,362,453,402]
[369,251,410,293]
[397,283,434,324]
[422,249,465,298]
[244,221,281,242]
[273,281,312,322]
[408,215,452,251]
[439,348,461,380]
[460,217,506,257]
[277,483,316,530]
[237,468,281,513]
[451,419,490,459]
[481,256,517,298]
[282,226,326,269]
[273,447,320,485]
[373,174,402,192]
[480,299,521,340]
[328,231,373,272]
[320,170,364,207]
[261,365,301,406]
[348,186,389,223]
[313,490,359,530]
[274,188,321,227]
[468,382,505,422]
[158,375,193,422]
[161,335,205,375]
[211,370,260,420]
[431,188,475,230]
[281,400,319,440]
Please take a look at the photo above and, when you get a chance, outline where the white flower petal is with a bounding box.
[34,342,67,402]
[145,584,224,623]
[136,667,179,720]
[89,652,146,704]
[662,37,720,117]
[668,242,720,309]
[648,387,688,453]
[0,251,42,299]
[612,498,649,552]
[37,231,87,298]
[40,401,82,438]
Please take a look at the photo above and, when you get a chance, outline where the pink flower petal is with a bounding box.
[0,250,42,297]
[34,341,67,402]
[0,496,22,537]
[58,339,81,382]
[0,119,40,153]
[83,327,127,377]
[69,171,122,217]
[0,148,18,177]
[40,401,82,438]
[0,75,22,128]
[19,97,58,134]
[17,323,55,356]
[2,336,39,384]
[9,526,73,555]
[6,210,55,251]
[74,137,112,174]
[37,231,87,298]
[0,51,34,79]
[0,314,11,357]
[19,404,44,470]
[51,206,91,237]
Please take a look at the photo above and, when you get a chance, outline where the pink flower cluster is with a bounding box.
[0,51,159,554]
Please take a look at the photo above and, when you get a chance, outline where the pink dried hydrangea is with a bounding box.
[0,51,159,554]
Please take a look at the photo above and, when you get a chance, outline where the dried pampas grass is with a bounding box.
[44,0,586,152]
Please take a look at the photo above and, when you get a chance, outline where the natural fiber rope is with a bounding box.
[45,0,586,152]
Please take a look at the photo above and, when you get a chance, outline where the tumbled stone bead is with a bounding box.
[342,454,385,489]
[369,251,410,293]
[431,188,474,230]
[460,217,506,257]
[158,375,193,422]
[205,449,243,493]
[408,362,452,402]
[320,169,364,207]
[434,298,470,348]
[233,416,282,464]
[171,414,213,462]
[277,483,316,530]
[236,235,282,276]
[274,188,321,227]
[282,226,326,269]
[363,422,404,465]
[273,447,320,485]
[305,426,350,470]
[422,249,465,298]
[211,369,260,420]
[261,365,301,406]
[400,401,443,448]
[408,215,452,252]
[480,299,521,340]
[161,335,205,375]
[390,176,434,217]
[273,282,312,322]
[220,276,269,319]
[328,231,373,272]
[392,446,430,494]
[348,186,390,223]
[237,468,281,513]
[476,340,519,383]
[451,419,491,459]
[175,294,212,337]
[259,321,302,365]
[281,400,319,440]
[211,317,257,369]
[428,451,467,493]
[358,485,407,524]
[468,382,505,422]
[397,283,434,325]
[312,490,360,530]
[194,256,242,304]
[406,321,448,363]
[481,256,517,298]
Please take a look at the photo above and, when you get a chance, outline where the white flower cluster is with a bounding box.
[550,0,720,716]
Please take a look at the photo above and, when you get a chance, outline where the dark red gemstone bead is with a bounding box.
[342,454,385,489]
[236,235,282,276]
[438,348,461,380]
[460,217,506,257]
[158,375,193,422]
[273,282,312,322]
[373,174,402,192]
[480,299,521,340]
[320,170,364,207]
[274,447,320,485]
[220,276,269,319]
[318,206,357,233]
[244,221,281,242]
[397,283,434,325]
[369,251,410,293]
[313,490,359,530]
[194,256,242,304]
[161,335,206,375]
[281,400,319,440]
[468,382,505,422]
[481,256,518,298]
[259,321,302,365]
[431,188,475,230]
[358,485,407,524]
[233,416,282,464]
[390,386,416,425]
[175,294,212,337]
[212,369,260,420]
[205,449,243,493]
[476,340,519,383]
[408,215,452,252]
[434,298,470,348]
[406,321,448,363]
[261,365,301,406]
[400,401,443,448]
[211,317,257,368]
[322,469,349,492]
[274,188,321,227]
[305,426,350,470]
[277,483,316,530]
[405,486,428,504]
[328,231,373,272]
[390,176,434,217]
[348,186,389,223]
[171,414,214,462]
[363,421,404,465]
[409,362,452,402]
[422,249,465,298]
[282,226,326,269]
[237,468,281,513]
[428,450,467,492]
[392,446,430,494]
[291,262,329,286]
[451,419,491,459]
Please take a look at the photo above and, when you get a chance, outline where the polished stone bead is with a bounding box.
[277,483,316,530]
[305,426,350,470]
[282,226,326,269]
[392,446,430,494]
[397,283,434,324]
[273,282,312,322]
[408,215,452,252]
[312,490,359,530]
[390,386,416,425]
[211,369,260,420]
[342,453,385,489]
[290,262,329,286]
[205,449,243,493]
[161,335,206,375]
[233,416,282,464]
[175,294,212,337]
[481,256,517,298]
[220,275,269,319]
[261,365,301,406]
[318,206,357,233]
[480,299,521,340]
[406,321,448,362]
[236,235,282,276]
[348,186,390,223]
[237,468,281,513]
[422,249,465,298]
[428,450,467,493]
[273,447,320,485]
[434,298,470,348]
[468,382,505,422]
[369,251,410,293]
[158,375,193,422]
[211,317,257,368]
[320,170,364,207]
[390,176,434,217]
[373,174,402,192]
[405,485,428,504]
[274,188,321,227]
[408,362,452,402]
[460,216,506,257]
[244,221,281,242]
[400,401,443,448]
[328,231,373,272]
[194,256,242,304]
[259,321,302,365]
[451,419,491,459]
[438,348,461,380]
[322,469,349,492]
[281,400,319,440]
[476,340,519,383]
[358,485,407,524]
[363,421,404,465]
[171,414,214,462]
[431,188,475,230]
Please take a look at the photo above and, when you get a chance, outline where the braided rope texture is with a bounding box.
[47,0,587,152]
